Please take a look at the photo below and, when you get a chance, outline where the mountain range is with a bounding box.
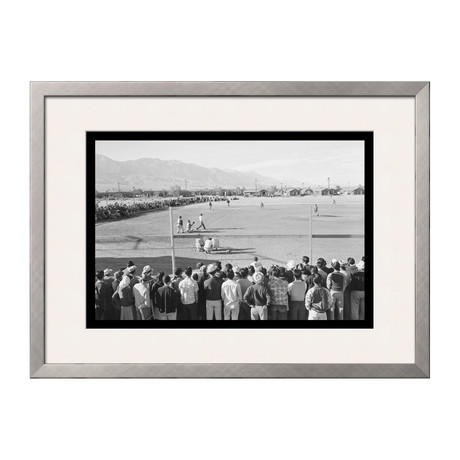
[95,155,285,192]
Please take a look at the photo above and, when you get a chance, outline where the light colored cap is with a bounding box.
[103,268,113,276]
[253,272,264,284]
[142,265,152,275]
[207,263,217,274]
[357,261,365,270]
[287,260,296,269]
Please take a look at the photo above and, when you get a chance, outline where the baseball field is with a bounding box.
[95,195,364,274]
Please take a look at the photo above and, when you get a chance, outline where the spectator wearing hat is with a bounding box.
[112,270,123,293]
[326,261,347,320]
[267,268,289,320]
[103,268,114,286]
[243,271,272,320]
[95,271,113,320]
[288,269,308,320]
[350,261,365,320]
[204,264,224,320]
[306,275,333,320]
[111,270,123,320]
[155,275,180,320]
[178,267,199,320]
[221,270,243,320]
[118,272,136,320]
[133,266,153,320]
[123,265,139,288]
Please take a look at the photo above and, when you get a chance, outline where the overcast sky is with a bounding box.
[97,140,364,187]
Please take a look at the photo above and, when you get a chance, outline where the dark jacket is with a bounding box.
[155,285,180,314]
[350,271,365,291]
[95,280,113,308]
[327,271,346,291]
[149,280,164,308]
[243,284,272,307]
[204,275,224,301]
[119,284,135,307]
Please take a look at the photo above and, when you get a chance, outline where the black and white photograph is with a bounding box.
[91,132,372,327]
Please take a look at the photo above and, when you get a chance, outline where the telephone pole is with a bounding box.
[327,177,331,197]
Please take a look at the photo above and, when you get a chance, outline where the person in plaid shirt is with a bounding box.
[267,268,289,320]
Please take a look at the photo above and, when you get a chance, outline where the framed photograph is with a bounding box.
[30,81,429,378]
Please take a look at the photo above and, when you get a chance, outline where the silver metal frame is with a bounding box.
[30,81,429,378]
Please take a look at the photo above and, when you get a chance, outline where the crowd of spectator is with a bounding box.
[95,255,365,321]
[95,196,234,222]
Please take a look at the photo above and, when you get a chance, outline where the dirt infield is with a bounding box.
[95,195,364,273]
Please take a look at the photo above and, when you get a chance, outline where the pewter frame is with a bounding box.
[30,81,429,378]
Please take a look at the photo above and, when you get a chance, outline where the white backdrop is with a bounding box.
[2,1,456,460]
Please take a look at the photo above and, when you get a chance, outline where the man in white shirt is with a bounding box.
[196,213,206,230]
[178,266,199,320]
[288,269,307,320]
[221,270,243,320]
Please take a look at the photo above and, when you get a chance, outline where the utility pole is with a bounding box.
[280,183,283,194]
[184,179,187,190]
[327,177,331,197]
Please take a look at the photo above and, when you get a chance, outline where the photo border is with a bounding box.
[88,130,373,330]
[30,81,429,378]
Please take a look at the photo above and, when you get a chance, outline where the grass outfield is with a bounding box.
[96,195,364,273]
